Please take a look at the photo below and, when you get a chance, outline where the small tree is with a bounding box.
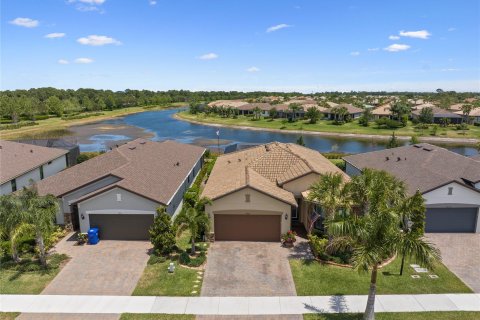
[288,103,302,122]
[386,132,400,149]
[296,135,305,146]
[305,107,320,124]
[419,107,434,124]
[149,207,177,255]
[175,197,211,255]
[0,195,28,263]
[269,107,278,120]
[410,135,420,145]
[252,106,262,120]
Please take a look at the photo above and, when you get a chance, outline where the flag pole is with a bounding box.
[216,130,220,153]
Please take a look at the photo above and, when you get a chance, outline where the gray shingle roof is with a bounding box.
[344,143,480,194]
[0,140,68,184]
[37,139,205,205]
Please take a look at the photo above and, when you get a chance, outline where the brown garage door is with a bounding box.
[214,213,281,242]
[89,214,154,240]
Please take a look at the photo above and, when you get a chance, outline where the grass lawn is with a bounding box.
[290,258,472,296]
[0,313,20,320]
[120,314,194,320]
[132,231,206,296]
[178,112,480,140]
[0,254,69,294]
[1,104,185,140]
[303,312,480,320]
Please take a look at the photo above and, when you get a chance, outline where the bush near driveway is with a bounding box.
[303,312,480,320]
[0,313,20,320]
[290,258,472,296]
[0,253,69,294]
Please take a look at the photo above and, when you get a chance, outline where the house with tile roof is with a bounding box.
[0,140,69,195]
[202,142,348,241]
[412,106,463,124]
[36,139,205,240]
[344,143,480,233]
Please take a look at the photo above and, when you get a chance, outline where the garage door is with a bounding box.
[425,208,478,233]
[214,213,281,241]
[89,214,154,240]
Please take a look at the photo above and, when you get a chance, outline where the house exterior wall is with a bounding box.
[77,187,159,233]
[206,187,292,235]
[423,182,480,233]
[345,162,362,177]
[282,173,320,197]
[57,175,121,224]
[165,154,204,217]
[0,154,67,196]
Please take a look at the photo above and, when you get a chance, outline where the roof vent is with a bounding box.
[413,144,422,148]
[423,147,433,152]
[128,146,136,150]
[139,141,146,145]
[386,156,389,161]
[397,157,401,161]
[176,162,180,166]
[238,158,241,162]
[30,149,34,153]
[265,145,272,152]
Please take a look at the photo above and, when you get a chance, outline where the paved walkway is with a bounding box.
[41,233,151,295]
[427,233,480,293]
[2,294,479,315]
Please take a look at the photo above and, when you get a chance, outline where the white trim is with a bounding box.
[86,209,155,215]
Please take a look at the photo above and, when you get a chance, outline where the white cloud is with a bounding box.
[367,48,379,51]
[78,0,105,4]
[399,30,431,39]
[77,35,121,46]
[149,0,157,5]
[384,44,411,52]
[198,53,219,60]
[75,58,94,64]
[45,33,66,39]
[389,35,400,40]
[440,68,460,72]
[247,66,260,73]
[448,27,456,32]
[266,24,291,33]
[58,59,69,64]
[350,51,360,56]
[9,17,39,28]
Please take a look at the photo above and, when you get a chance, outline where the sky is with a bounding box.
[2,0,480,92]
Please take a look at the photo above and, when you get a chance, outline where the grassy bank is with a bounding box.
[0,104,185,140]
[289,258,472,296]
[177,112,480,141]
[303,312,480,320]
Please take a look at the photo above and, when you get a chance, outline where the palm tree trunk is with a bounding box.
[191,237,196,256]
[400,251,406,275]
[35,230,47,268]
[363,265,378,320]
[11,241,20,263]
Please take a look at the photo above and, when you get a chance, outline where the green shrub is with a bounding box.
[149,207,177,255]
[76,151,104,164]
[179,251,206,267]
[147,254,167,265]
[61,112,103,120]
[0,121,38,130]
[308,234,328,258]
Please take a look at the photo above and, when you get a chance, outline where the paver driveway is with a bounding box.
[42,233,151,295]
[201,240,311,297]
[427,233,480,292]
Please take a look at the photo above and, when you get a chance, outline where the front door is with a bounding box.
[71,204,80,231]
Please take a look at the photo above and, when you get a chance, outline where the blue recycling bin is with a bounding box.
[88,227,99,245]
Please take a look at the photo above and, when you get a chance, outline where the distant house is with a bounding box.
[344,143,480,233]
[371,104,392,119]
[0,140,68,195]
[455,107,480,124]
[412,106,463,124]
[37,139,205,240]
[321,104,364,120]
[202,142,348,241]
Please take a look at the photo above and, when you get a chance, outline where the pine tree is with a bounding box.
[149,207,177,255]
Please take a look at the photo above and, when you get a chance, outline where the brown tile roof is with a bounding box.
[238,103,273,111]
[344,143,480,194]
[372,104,392,116]
[321,104,364,115]
[37,139,205,205]
[208,100,249,108]
[0,140,68,184]
[455,107,480,117]
[202,142,349,206]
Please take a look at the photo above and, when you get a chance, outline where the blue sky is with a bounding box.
[2,0,479,92]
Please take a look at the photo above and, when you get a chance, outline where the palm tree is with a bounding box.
[461,104,473,124]
[175,197,211,255]
[307,172,348,236]
[0,195,29,263]
[288,103,302,121]
[328,170,440,320]
[19,186,59,268]
[252,106,262,120]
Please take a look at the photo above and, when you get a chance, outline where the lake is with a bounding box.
[71,108,478,156]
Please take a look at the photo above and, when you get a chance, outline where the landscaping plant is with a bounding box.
[149,206,177,255]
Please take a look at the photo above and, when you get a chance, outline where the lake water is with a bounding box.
[75,108,478,156]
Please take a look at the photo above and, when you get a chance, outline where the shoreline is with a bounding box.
[174,113,479,145]
[0,105,181,140]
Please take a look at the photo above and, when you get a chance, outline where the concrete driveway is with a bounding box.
[42,233,151,295]
[201,241,310,297]
[427,233,480,292]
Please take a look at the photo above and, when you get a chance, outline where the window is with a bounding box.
[40,166,44,179]
[11,179,17,192]
[448,187,453,195]
[245,194,250,202]
[187,175,190,183]
[116,193,122,201]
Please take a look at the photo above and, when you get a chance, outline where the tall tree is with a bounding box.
[0,195,28,263]
[269,107,278,120]
[288,103,302,121]
[305,106,320,124]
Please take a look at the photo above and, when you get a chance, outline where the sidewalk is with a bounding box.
[1,294,480,315]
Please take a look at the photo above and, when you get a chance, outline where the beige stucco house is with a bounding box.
[202,142,349,241]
